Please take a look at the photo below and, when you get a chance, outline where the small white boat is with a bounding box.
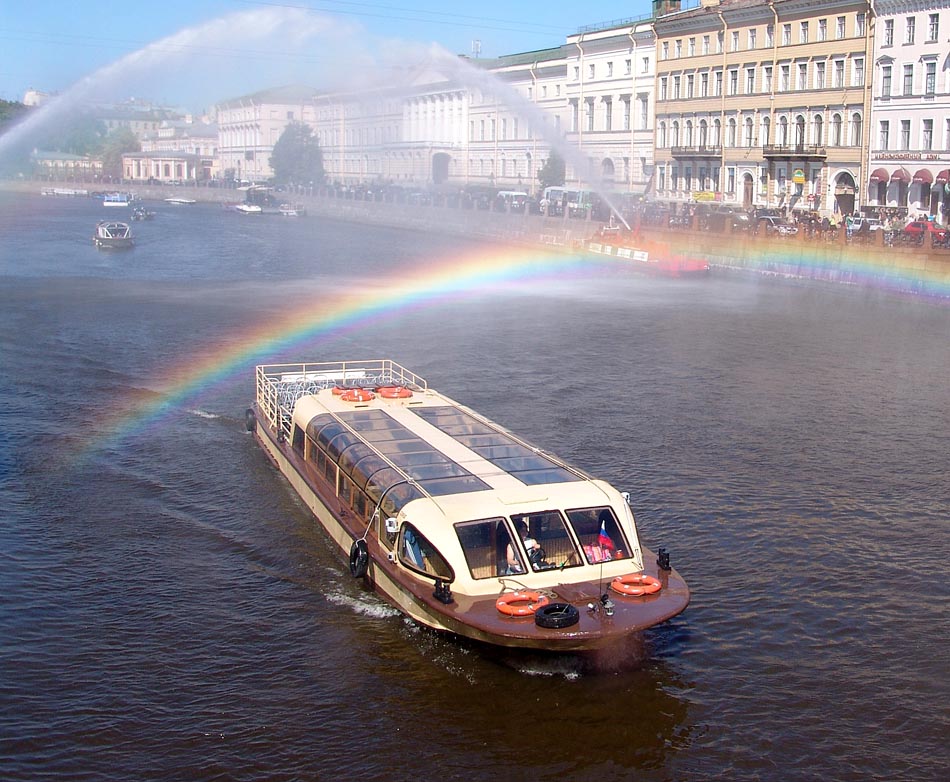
[103,192,133,207]
[130,206,155,221]
[93,221,133,250]
[164,197,196,205]
[278,203,306,217]
[235,203,263,215]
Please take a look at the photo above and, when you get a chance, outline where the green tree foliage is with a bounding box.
[37,113,107,156]
[100,126,141,180]
[0,100,30,133]
[537,150,566,191]
[269,121,325,185]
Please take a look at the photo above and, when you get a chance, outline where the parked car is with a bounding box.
[902,220,948,243]
[756,216,798,236]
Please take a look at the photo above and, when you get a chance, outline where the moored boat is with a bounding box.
[103,192,133,207]
[235,203,263,215]
[584,226,709,278]
[92,220,133,250]
[248,359,689,652]
[164,197,196,205]
[278,203,306,217]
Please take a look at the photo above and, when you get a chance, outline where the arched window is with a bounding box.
[745,117,754,146]
[699,119,709,147]
[779,116,789,145]
[831,113,842,146]
[813,114,823,145]
[659,121,667,148]
[672,120,680,146]
[850,112,862,146]
[728,118,737,147]
[761,116,771,146]
[713,118,722,145]
[795,115,806,146]
[602,158,615,178]
[685,120,694,147]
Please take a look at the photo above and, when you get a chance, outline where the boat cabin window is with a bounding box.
[454,517,515,579]
[515,511,582,570]
[398,523,453,581]
[292,425,306,455]
[565,507,631,563]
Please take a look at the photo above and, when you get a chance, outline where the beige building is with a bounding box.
[216,85,317,183]
[654,0,874,216]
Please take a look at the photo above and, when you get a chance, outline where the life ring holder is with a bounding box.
[339,388,375,403]
[349,539,369,578]
[495,590,550,617]
[377,385,413,399]
[610,573,662,597]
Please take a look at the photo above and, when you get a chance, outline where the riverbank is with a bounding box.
[15,180,950,298]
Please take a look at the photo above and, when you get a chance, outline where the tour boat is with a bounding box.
[584,227,709,278]
[103,192,133,207]
[92,221,133,250]
[248,359,689,651]
[235,203,263,215]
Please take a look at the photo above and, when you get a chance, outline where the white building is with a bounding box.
[869,1,950,221]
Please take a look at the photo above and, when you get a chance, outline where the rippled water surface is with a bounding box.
[0,192,948,781]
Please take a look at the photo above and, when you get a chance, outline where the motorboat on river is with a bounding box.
[103,192,133,207]
[584,226,709,278]
[248,359,689,651]
[130,206,155,221]
[278,203,306,217]
[235,203,263,215]
[93,220,133,250]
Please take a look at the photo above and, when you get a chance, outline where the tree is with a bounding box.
[36,112,107,157]
[537,150,565,192]
[270,121,325,185]
[99,127,140,181]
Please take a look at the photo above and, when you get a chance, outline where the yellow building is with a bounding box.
[654,0,873,216]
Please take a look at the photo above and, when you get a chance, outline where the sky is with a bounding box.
[0,0,660,112]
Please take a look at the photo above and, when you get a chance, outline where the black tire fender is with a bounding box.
[534,602,580,629]
[244,407,256,432]
[349,539,369,578]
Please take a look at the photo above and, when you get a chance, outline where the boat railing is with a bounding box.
[255,359,428,434]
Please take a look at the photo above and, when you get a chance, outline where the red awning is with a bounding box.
[913,169,934,184]
[890,168,911,184]
[868,167,889,183]
[935,169,950,185]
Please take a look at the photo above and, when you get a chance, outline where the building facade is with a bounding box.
[869,1,950,220]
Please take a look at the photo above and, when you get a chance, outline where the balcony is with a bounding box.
[670,145,722,158]
[763,144,827,160]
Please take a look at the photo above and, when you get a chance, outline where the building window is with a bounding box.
[781,64,790,92]
[542,85,547,98]
[660,77,668,100]
[884,19,894,46]
[857,13,866,37]
[798,63,807,90]
[728,118,737,147]
[761,116,770,145]
[816,62,826,89]
[605,100,612,130]
[675,39,682,57]
[662,42,669,60]
[715,70,723,96]
[717,31,723,53]
[642,57,649,73]
[923,119,933,150]
[729,69,738,95]
[819,19,828,42]
[880,121,890,150]
[766,25,774,47]
[928,13,939,42]
[831,114,842,145]
[905,17,916,44]
[573,66,580,80]
[850,113,862,146]
[689,37,696,56]
[731,31,739,51]
[800,22,809,43]
[746,68,755,93]
[607,62,613,77]
[687,74,694,98]
[904,64,914,95]
[813,114,823,144]
[901,119,910,149]
[945,119,950,150]
[783,24,791,45]
[727,167,735,194]
[834,60,844,88]
[926,61,936,95]
[745,117,754,146]
[749,29,757,49]
[588,64,595,79]
[622,98,631,130]
[659,122,667,147]
[764,66,773,92]
[501,118,507,140]
[882,65,892,96]
[673,75,681,99]
[625,59,632,75]
[853,58,864,87]
[672,122,679,146]
[702,35,710,55]
[586,99,594,132]
[640,98,648,130]
[837,16,846,39]
[701,72,709,97]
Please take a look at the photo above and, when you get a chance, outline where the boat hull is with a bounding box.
[251,405,690,652]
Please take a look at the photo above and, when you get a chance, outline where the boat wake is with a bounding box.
[325,588,401,620]
[187,408,220,420]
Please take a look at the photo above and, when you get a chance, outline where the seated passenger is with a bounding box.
[506,518,550,573]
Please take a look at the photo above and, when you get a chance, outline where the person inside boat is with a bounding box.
[505,518,545,574]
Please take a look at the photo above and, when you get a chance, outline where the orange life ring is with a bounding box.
[610,573,662,597]
[377,385,413,399]
[495,590,551,617]
[339,388,375,403]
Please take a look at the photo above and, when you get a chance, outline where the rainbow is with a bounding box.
[76,235,950,460]
[77,244,609,458]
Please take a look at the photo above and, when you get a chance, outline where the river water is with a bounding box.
[0,191,947,781]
